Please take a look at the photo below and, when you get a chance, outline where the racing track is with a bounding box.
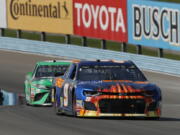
[0,50,180,135]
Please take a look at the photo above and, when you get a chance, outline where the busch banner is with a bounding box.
[128,0,180,51]
[73,0,127,42]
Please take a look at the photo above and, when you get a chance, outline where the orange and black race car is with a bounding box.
[53,60,162,119]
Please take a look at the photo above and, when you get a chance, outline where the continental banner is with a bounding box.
[128,0,180,51]
[7,0,73,34]
[73,0,128,42]
[0,0,7,28]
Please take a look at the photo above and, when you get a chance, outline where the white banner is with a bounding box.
[0,0,7,28]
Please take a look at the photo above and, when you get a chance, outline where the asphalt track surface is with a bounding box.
[0,50,180,135]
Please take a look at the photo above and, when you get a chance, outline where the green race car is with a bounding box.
[24,60,71,106]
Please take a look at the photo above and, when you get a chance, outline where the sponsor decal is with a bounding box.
[9,0,68,20]
[73,0,127,42]
[128,0,180,50]
[7,0,73,34]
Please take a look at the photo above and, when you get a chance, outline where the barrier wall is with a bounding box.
[0,37,180,76]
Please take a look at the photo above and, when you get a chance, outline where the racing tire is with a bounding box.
[145,117,160,120]
[72,91,77,117]
[54,101,63,115]
[53,93,64,115]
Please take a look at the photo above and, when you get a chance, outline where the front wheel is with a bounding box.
[53,92,63,115]
[145,117,160,120]
[72,92,77,117]
[54,101,62,115]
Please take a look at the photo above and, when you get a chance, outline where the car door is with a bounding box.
[61,64,77,110]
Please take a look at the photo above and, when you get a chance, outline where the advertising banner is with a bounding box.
[7,0,73,34]
[128,0,180,51]
[73,0,127,42]
[0,0,7,28]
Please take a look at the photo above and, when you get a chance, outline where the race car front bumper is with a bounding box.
[30,91,52,106]
[75,95,161,118]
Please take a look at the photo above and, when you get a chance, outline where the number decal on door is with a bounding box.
[63,83,69,107]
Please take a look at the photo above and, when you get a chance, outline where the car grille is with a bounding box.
[34,92,51,103]
[99,99,145,114]
[100,92,144,96]
[148,102,157,111]
[45,94,51,103]
[34,93,45,102]
[84,101,97,111]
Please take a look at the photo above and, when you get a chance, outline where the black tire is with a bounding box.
[72,91,77,117]
[53,90,63,115]
[145,117,160,120]
[54,101,62,115]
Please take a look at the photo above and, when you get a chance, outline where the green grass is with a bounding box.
[46,34,65,43]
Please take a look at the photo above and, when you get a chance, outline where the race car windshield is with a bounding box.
[77,65,147,81]
[35,65,69,78]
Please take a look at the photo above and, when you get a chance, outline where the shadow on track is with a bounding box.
[158,117,180,122]
[73,116,180,122]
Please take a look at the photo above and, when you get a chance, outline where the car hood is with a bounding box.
[77,80,160,92]
[32,77,53,86]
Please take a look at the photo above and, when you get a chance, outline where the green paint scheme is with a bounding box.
[24,60,71,105]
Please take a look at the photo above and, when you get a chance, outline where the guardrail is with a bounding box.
[0,37,180,76]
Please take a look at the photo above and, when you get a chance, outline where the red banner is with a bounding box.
[73,0,127,42]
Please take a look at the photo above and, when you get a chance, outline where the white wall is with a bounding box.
[0,0,7,28]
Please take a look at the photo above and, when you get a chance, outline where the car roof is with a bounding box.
[36,60,72,66]
[73,60,134,66]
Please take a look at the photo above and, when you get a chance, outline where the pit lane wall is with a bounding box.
[0,36,180,76]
